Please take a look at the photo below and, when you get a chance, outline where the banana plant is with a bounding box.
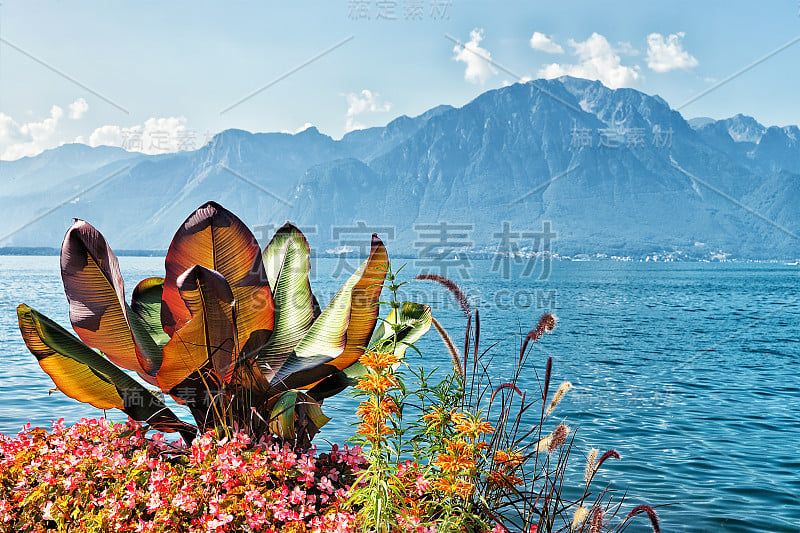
[16,201,431,446]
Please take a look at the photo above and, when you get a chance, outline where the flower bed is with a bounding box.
[0,418,365,533]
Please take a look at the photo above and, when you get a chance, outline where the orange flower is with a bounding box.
[434,476,455,494]
[451,411,466,425]
[421,408,462,432]
[435,476,475,499]
[356,397,399,425]
[283,521,308,533]
[359,350,399,372]
[434,453,474,474]
[494,449,524,469]
[355,373,397,395]
[452,479,475,499]
[472,441,490,452]
[433,438,475,473]
[454,415,494,440]
[355,421,395,442]
[486,470,524,488]
[444,437,469,456]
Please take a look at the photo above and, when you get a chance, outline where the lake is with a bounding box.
[0,256,798,532]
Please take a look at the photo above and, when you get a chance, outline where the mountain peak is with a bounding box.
[209,128,253,144]
[724,114,765,143]
[295,125,321,136]
[704,114,766,143]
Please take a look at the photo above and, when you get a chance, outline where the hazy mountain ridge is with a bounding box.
[2,76,800,259]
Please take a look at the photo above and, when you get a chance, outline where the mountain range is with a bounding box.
[2,76,800,260]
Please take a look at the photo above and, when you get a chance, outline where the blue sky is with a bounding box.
[1,0,799,160]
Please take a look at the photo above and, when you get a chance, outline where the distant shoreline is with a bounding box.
[1,247,797,263]
[0,247,166,257]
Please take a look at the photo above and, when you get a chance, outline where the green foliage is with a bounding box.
[15,202,426,447]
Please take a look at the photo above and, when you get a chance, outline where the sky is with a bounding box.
[1,0,799,160]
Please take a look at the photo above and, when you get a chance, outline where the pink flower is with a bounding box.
[288,485,306,505]
[415,473,431,496]
[317,476,334,494]
[201,468,216,484]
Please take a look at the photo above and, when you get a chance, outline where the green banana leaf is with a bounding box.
[268,389,330,440]
[369,301,433,359]
[130,277,170,348]
[258,223,316,381]
[307,302,432,401]
[269,235,388,391]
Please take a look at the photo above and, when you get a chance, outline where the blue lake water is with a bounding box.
[0,256,798,532]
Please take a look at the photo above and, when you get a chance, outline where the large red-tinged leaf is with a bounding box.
[258,223,316,381]
[60,220,159,384]
[161,202,273,361]
[157,266,238,396]
[17,304,194,442]
[271,234,388,391]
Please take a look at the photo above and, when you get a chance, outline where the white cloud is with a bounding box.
[344,90,392,132]
[453,28,498,84]
[529,32,564,54]
[0,105,65,160]
[68,98,89,119]
[87,125,123,148]
[537,32,641,89]
[87,117,192,154]
[646,32,698,72]
[0,97,97,160]
[501,76,532,87]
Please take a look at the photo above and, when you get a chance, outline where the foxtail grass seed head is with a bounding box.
[545,381,572,416]
[585,448,598,483]
[473,308,480,360]
[489,383,523,408]
[539,313,557,333]
[431,317,464,378]
[571,506,588,531]
[414,273,471,317]
[548,423,569,454]
[595,449,621,473]
[464,313,471,372]
[536,423,571,454]
[535,435,552,453]
[541,356,553,402]
[626,505,660,533]
[519,314,558,364]
[591,507,605,533]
